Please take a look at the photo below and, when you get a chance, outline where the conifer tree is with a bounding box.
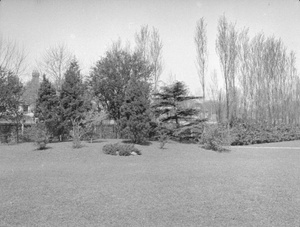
[119,77,151,144]
[152,81,201,128]
[60,60,88,133]
[35,75,61,137]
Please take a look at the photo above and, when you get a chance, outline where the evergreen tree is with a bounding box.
[60,60,88,133]
[152,81,201,128]
[119,77,151,144]
[35,75,61,137]
[0,67,24,142]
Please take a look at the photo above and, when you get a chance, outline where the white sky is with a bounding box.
[1,0,300,95]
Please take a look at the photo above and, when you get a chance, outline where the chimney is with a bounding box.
[32,70,40,85]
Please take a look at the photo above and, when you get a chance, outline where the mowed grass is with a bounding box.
[1,140,300,227]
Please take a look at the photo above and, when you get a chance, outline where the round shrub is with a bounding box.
[200,124,231,152]
[103,143,141,156]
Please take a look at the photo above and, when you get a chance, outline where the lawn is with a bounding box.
[1,140,300,226]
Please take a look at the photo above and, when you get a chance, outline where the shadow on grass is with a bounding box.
[122,140,152,146]
[200,145,231,153]
[84,140,107,144]
[49,140,71,144]
[34,146,53,151]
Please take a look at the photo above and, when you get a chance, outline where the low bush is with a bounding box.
[0,125,12,143]
[230,119,300,145]
[200,124,231,152]
[173,121,206,143]
[21,126,35,142]
[156,126,170,149]
[148,121,159,141]
[103,143,141,156]
[31,123,49,150]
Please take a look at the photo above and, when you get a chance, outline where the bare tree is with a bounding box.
[237,28,250,119]
[135,25,150,61]
[216,16,239,123]
[150,28,163,92]
[135,25,163,92]
[38,43,73,91]
[195,17,208,100]
[0,35,27,75]
[208,69,224,122]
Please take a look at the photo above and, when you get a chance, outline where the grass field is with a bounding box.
[1,140,300,226]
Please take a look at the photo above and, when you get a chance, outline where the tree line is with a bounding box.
[1,16,300,145]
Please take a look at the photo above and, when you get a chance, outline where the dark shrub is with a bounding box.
[103,143,141,156]
[173,121,206,143]
[148,121,159,140]
[0,125,12,143]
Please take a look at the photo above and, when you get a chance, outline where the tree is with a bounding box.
[38,43,72,91]
[60,60,88,134]
[119,77,151,144]
[152,81,201,128]
[0,35,27,75]
[89,42,153,126]
[35,74,61,138]
[135,25,163,92]
[195,17,208,100]
[216,15,239,123]
[0,67,24,143]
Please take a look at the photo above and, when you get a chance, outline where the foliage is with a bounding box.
[35,75,62,138]
[71,120,83,149]
[21,126,35,142]
[0,125,12,143]
[80,111,106,143]
[230,119,300,145]
[156,126,170,149]
[173,120,206,143]
[152,81,201,128]
[103,143,142,156]
[89,43,153,123]
[119,77,151,144]
[200,124,231,152]
[0,67,24,143]
[25,123,49,150]
[60,60,90,134]
[148,121,159,140]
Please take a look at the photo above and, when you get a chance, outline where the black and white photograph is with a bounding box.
[0,0,300,226]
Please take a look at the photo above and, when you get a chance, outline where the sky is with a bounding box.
[0,0,300,95]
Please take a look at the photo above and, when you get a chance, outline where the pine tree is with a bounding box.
[152,81,201,128]
[60,60,89,138]
[119,77,151,144]
[35,75,61,137]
